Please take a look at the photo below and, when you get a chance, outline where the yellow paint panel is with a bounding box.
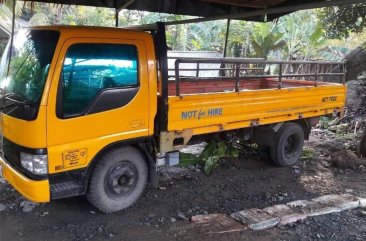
[0,157,50,202]
[1,106,47,148]
[168,85,346,135]
[48,129,148,173]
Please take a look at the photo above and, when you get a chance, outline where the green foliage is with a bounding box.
[318,46,351,61]
[179,141,240,176]
[318,3,366,39]
[319,116,329,129]
[204,156,219,176]
[301,147,316,160]
[277,10,326,60]
[18,3,115,27]
[250,23,285,58]
[179,152,198,167]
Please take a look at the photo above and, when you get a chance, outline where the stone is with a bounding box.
[331,149,365,170]
[19,201,26,207]
[231,208,280,231]
[22,203,36,213]
[170,217,176,223]
[346,80,366,109]
[0,203,6,212]
[177,212,189,221]
[20,201,38,213]
[263,204,307,226]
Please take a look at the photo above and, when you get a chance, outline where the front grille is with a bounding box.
[3,137,22,170]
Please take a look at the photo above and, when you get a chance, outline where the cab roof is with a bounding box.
[27,25,154,39]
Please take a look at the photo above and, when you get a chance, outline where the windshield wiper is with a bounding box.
[0,92,34,110]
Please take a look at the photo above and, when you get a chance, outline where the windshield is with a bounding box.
[0,29,60,104]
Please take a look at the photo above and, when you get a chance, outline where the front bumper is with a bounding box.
[0,155,50,202]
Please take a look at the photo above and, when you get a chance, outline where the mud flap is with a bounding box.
[138,143,159,188]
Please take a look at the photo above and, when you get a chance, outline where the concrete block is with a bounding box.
[263,204,307,226]
[358,197,366,208]
[231,208,280,231]
[287,199,340,217]
[312,194,360,211]
[190,213,247,234]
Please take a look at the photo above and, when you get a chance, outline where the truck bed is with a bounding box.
[165,58,346,135]
[168,78,330,95]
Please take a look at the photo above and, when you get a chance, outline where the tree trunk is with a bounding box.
[345,42,366,81]
[360,128,366,157]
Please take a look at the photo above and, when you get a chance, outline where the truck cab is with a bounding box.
[0,26,158,212]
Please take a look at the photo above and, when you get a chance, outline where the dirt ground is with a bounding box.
[1,133,366,241]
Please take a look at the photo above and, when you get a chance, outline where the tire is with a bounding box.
[360,129,366,157]
[87,146,148,213]
[270,122,304,167]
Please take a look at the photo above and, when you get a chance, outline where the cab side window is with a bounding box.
[60,43,138,117]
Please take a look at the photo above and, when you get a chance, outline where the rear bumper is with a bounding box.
[0,156,50,202]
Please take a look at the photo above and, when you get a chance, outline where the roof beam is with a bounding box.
[202,0,286,9]
[116,0,135,12]
[165,0,364,25]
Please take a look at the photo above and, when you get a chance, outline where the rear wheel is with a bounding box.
[87,146,148,213]
[270,123,304,167]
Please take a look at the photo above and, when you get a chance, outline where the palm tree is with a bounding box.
[278,10,326,61]
[250,23,286,59]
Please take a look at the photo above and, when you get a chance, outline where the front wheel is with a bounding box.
[87,146,148,213]
[270,122,304,167]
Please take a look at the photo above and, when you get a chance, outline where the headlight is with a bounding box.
[20,152,48,175]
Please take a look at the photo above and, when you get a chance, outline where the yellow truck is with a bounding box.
[0,23,346,213]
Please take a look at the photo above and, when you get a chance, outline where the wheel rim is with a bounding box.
[284,134,300,159]
[104,161,138,199]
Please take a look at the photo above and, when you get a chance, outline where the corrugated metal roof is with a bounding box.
[2,0,348,22]
[1,0,363,24]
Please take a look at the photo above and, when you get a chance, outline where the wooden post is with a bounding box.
[115,9,119,27]
[223,19,231,58]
